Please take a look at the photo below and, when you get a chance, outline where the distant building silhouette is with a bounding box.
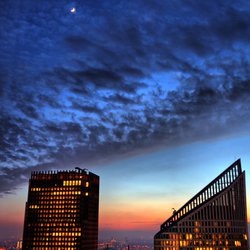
[22,168,99,250]
[154,159,249,249]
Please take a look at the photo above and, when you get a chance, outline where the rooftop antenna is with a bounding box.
[75,167,88,172]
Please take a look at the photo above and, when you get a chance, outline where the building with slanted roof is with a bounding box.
[154,159,249,249]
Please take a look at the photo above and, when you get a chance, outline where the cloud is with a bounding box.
[103,93,140,105]
[71,101,103,114]
[1,0,250,195]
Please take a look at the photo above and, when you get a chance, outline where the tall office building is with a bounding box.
[22,168,99,250]
[154,159,249,249]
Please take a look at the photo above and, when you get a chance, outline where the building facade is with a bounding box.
[22,168,99,250]
[154,159,249,249]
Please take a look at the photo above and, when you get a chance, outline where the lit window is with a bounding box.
[30,205,39,209]
[235,240,241,246]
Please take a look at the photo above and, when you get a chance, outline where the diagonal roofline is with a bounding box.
[160,159,242,230]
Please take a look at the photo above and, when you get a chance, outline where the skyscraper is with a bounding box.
[22,168,99,250]
[154,159,249,249]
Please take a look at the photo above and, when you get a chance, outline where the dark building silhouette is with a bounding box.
[22,168,99,250]
[154,159,249,249]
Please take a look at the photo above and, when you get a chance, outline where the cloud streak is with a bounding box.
[1,0,250,195]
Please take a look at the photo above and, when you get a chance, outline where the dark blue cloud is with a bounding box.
[1,0,250,195]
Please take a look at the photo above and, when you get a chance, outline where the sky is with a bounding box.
[0,0,250,241]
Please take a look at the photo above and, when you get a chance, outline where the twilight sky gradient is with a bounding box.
[0,0,250,240]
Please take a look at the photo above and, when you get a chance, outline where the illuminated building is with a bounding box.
[16,240,22,250]
[22,168,99,250]
[154,159,249,249]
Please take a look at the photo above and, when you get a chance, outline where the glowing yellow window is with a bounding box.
[235,241,241,246]
[85,192,89,196]
[86,182,89,187]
